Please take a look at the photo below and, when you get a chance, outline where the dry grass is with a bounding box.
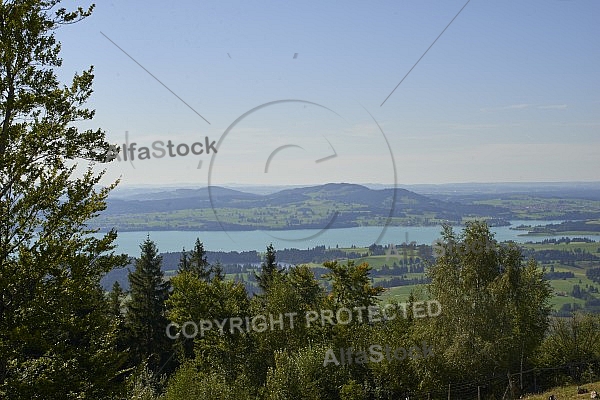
[520,381,600,400]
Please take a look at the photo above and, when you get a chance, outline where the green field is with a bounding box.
[474,196,600,220]
[367,241,600,313]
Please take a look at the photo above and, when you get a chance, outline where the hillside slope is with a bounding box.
[92,183,513,231]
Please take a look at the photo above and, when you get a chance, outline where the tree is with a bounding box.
[0,1,128,398]
[248,265,329,384]
[211,260,225,281]
[323,259,384,309]
[263,345,350,400]
[167,270,252,382]
[164,364,253,400]
[255,243,283,293]
[108,281,125,318]
[186,238,210,280]
[535,313,600,373]
[177,247,189,273]
[421,222,552,391]
[126,237,172,372]
[288,264,324,307]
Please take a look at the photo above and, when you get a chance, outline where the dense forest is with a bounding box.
[2,2,600,399]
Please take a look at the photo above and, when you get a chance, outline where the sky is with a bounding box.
[57,0,600,187]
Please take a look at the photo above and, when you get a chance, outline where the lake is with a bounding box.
[105,220,600,255]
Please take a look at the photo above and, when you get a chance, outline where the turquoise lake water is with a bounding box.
[105,220,600,255]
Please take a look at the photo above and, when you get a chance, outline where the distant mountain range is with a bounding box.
[91,183,514,232]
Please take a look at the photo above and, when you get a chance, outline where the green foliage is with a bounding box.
[108,281,125,318]
[536,313,600,367]
[177,247,189,274]
[0,1,128,398]
[422,221,553,389]
[288,264,324,306]
[179,238,211,280]
[164,363,253,400]
[249,265,330,385]
[212,259,225,281]
[323,259,384,309]
[263,345,349,400]
[126,237,172,372]
[255,243,284,293]
[167,269,252,381]
[124,361,165,400]
[156,226,568,398]
[340,379,366,400]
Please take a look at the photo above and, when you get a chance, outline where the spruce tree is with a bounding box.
[188,238,210,280]
[126,237,172,372]
[177,246,189,273]
[108,281,125,318]
[211,260,225,281]
[255,243,283,293]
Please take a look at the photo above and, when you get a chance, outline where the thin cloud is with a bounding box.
[505,103,532,110]
[435,122,521,131]
[537,104,568,110]
[481,103,568,112]
[480,104,532,112]
[447,123,501,130]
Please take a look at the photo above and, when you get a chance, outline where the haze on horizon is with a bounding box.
[59,0,599,187]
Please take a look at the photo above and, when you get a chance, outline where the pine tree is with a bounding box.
[255,243,283,293]
[126,237,172,372]
[188,238,210,280]
[211,260,225,281]
[0,1,128,397]
[108,281,125,318]
[177,247,189,273]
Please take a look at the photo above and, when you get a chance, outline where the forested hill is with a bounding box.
[93,183,512,231]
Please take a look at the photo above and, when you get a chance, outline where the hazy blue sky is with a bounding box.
[58,0,599,187]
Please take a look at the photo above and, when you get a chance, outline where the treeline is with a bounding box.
[521,248,600,263]
[538,237,597,245]
[100,239,599,292]
[543,271,575,280]
[371,263,427,277]
[100,223,600,399]
[587,267,600,284]
[166,245,368,267]
[377,275,430,288]
[529,220,600,234]
[101,246,369,291]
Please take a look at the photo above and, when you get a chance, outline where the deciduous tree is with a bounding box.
[422,222,552,390]
[0,1,128,397]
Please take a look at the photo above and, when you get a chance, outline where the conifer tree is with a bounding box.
[188,238,210,280]
[211,260,225,281]
[255,243,283,293]
[108,281,125,318]
[126,237,172,372]
[177,247,189,273]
